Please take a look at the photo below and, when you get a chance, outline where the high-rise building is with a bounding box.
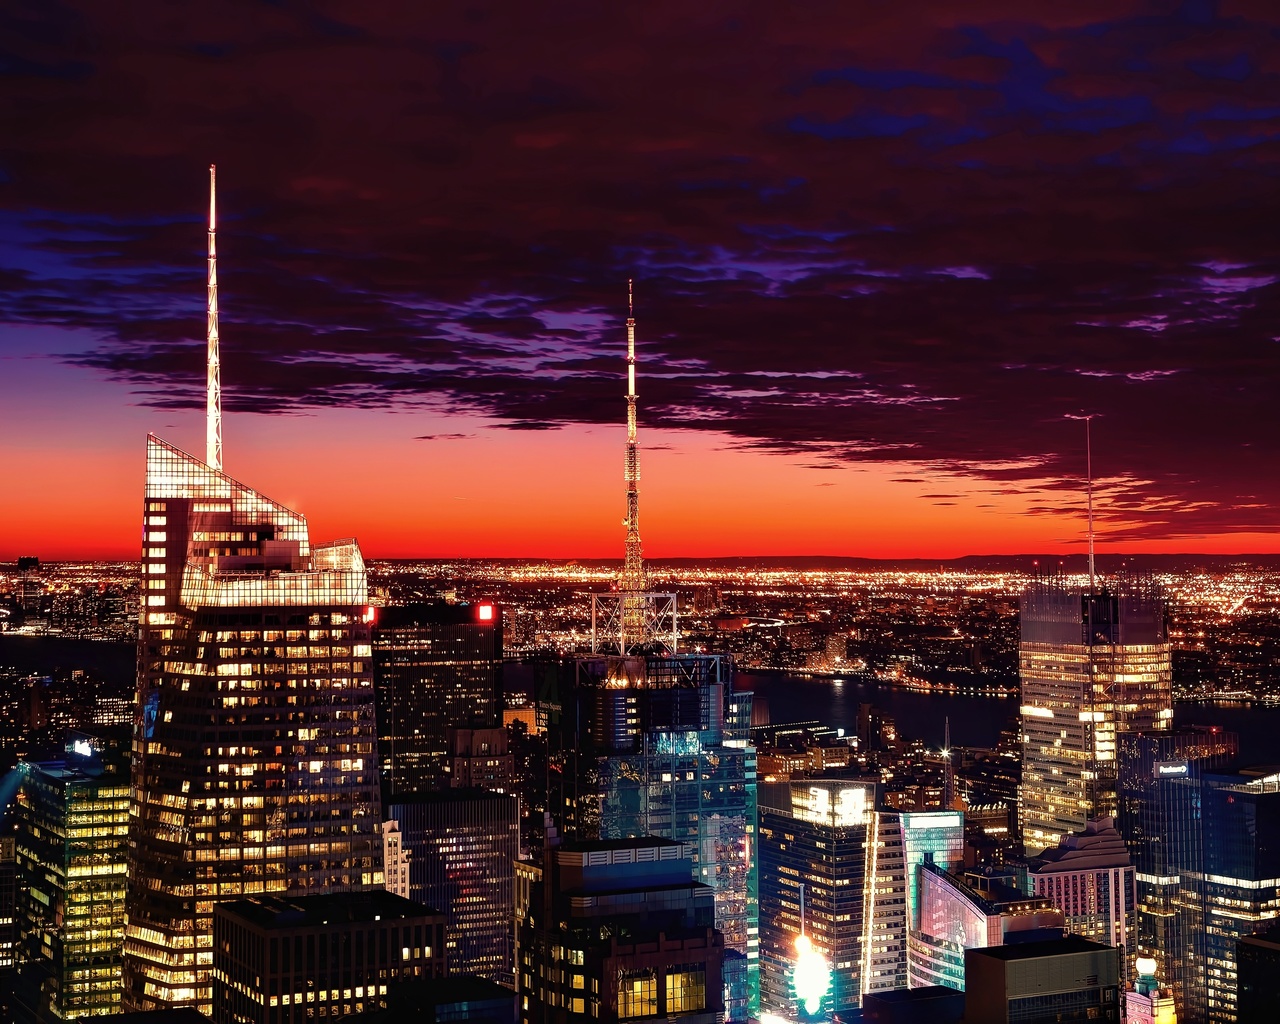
[387,789,520,984]
[1019,580,1172,854]
[563,652,757,1019]
[123,437,384,1013]
[447,725,516,791]
[964,936,1122,1024]
[758,780,915,1020]
[373,602,503,796]
[1117,724,1238,1001]
[907,863,1064,992]
[211,891,445,1024]
[517,836,724,1024]
[1238,923,1280,1024]
[13,733,130,1022]
[1027,816,1135,960]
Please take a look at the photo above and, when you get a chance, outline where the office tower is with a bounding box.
[1238,924,1280,1024]
[1117,725,1238,999]
[758,780,916,1019]
[124,437,384,1013]
[517,836,724,1024]
[964,936,1122,1024]
[907,863,1064,991]
[1019,579,1172,854]
[566,652,757,1019]
[1127,956,1178,1024]
[1027,816,1135,956]
[0,837,16,972]
[1180,768,1280,1024]
[900,811,965,929]
[124,170,384,1014]
[210,891,444,1024]
[13,734,130,1021]
[345,976,519,1023]
[373,602,503,796]
[387,789,519,984]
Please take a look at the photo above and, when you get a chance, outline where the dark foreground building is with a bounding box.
[518,837,723,1023]
[964,936,1122,1024]
[211,891,444,1024]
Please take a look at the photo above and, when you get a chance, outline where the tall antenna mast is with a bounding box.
[1086,415,1095,592]
[943,717,955,809]
[619,279,646,651]
[206,164,223,472]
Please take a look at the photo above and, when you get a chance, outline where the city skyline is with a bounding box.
[4,3,1280,560]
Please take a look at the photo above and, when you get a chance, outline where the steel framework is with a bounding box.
[206,164,222,472]
[591,591,678,655]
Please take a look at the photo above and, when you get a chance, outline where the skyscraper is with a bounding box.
[123,170,383,1013]
[372,601,503,796]
[1019,579,1172,854]
[124,437,384,1013]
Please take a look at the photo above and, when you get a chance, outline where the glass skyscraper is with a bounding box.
[122,436,383,1014]
[1019,580,1172,854]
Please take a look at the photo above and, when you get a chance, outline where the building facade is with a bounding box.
[1028,816,1135,960]
[907,864,1064,992]
[373,602,502,796]
[517,837,723,1024]
[387,789,520,984]
[964,936,1122,1024]
[564,652,757,1018]
[211,891,444,1024]
[123,437,384,1014]
[14,734,130,1021]
[1019,581,1172,854]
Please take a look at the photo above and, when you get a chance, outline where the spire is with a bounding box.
[206,164,223,472]
[943,717,955,809]
[1085,414,1095,592]
[620,279,646,651]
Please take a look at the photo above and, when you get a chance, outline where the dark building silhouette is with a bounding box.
[373,602,502,796]
[518,837,723,1024]
[1238,923,1280,1024]
[211,891,444,1024]
[964,936,1122,1024]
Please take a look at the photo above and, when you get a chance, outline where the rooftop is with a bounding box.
[215,891,441,930]
[967,935,1114,962]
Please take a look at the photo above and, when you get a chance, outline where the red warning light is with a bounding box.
[477,603,495,622]
[362,606,376,625]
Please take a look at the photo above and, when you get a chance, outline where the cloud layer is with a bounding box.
[3,0,1280,542]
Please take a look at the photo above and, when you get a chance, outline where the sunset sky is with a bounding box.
[3,1,1279,560]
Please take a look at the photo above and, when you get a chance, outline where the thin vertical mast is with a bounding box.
[206,164,223,472]
[1086,415,1095,592]
[620,279,646,651]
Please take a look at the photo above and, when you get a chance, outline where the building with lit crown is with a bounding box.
[1027,816,1135,964]
[123,436,384,1014]
[13,733,130,1022]
[1019,580,1172,854]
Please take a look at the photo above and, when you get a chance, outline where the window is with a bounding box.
[666,966,706,1014]
[618,971,657,1019]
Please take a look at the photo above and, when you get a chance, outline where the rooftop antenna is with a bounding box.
[1086,414,1095,592]
[206,164,223,472]
[619,278,646,650]
[943,717,955,809]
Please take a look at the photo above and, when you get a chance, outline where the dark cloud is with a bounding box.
[3,1,1280,541]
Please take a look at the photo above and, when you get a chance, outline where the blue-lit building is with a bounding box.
[564,652,757,1020]
[1117,725,1241,1018]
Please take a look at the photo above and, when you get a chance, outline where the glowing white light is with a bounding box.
[1136,956,1158,978]
[793,933,831,1016]
[71,740,92,757]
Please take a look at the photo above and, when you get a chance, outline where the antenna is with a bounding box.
[1086,415,1095,592]
[943,717,955,809]
[619,278,646,651]
[206,164,223,472]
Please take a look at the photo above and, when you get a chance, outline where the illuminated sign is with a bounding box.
[71,739,93,758]
[476,603,495,622]
[1154,761,1188,778]
[792,933,831,1016]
